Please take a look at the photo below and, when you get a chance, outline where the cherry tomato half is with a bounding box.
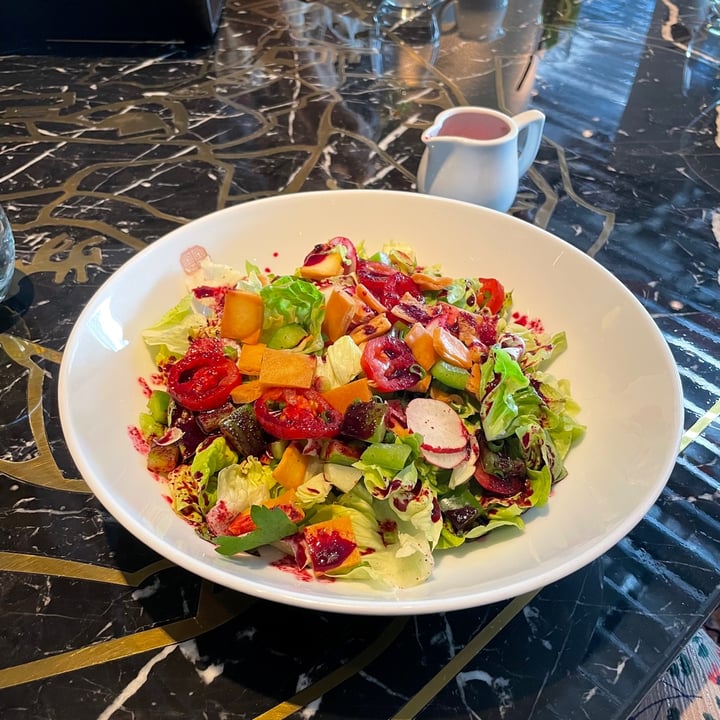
[360,335,424,392]
[357,261,423,311]
[254,387,342,440]
[476,278,505,315]
[167,343,241,412]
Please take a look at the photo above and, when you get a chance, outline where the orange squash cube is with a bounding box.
[237,343,266,375]
[323,289,358,343]
[229,379,265,404]
[321,378,373,414]
[432,326,472,369]
[405,322,438,370]
[221,290,264,342]
[273,443,313,489]
[259,348,316,388]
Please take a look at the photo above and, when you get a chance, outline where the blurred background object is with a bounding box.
[683,0,720,96]
[0,206,15,304]
[0,0,225,53]
[540,0,582,50]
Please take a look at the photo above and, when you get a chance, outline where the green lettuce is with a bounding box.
[260,276,325,353]
[167,465,203,526]
[314,336,363,390]
[338,532,435,588]
[141,294,206,359]
[533,374,585,461]
[511,327,568,372]
[310,486,435,587]
[235,261,266,293]
[479,346,540,441]
[445,277,482,311]
[190,437,238,514]
[295,472,332,507]
[215,456,275,516]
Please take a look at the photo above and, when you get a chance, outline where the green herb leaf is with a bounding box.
[214,505,298,555]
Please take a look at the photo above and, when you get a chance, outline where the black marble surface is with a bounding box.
[1,0,719,718]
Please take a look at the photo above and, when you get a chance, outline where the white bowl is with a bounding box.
[58,190,684,615]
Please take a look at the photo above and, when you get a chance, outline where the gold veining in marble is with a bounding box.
[0,551,174,586]
[0,580,253,690]
[253,616,408,720]
[0,543,543,714]
[17,232,104,283]
[391,589,542,719]
[0,333,88,492]
[680,398,720,453]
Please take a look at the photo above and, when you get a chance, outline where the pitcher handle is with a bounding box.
[513,109,545,177]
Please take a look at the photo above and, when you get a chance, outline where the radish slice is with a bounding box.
[155,427,184,446]
[180,245,208,274]
[421,441,467,454]
[406,398,467,452]
[422,445,469,469]
[450,434,480,488]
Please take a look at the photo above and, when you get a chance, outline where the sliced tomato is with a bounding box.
[167,342,241,412]
[476,278,505,315]
[357,260,423,311]
[360,336,424,392]
[254,387,342,440]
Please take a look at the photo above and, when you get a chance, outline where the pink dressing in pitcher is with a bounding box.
[435,112,510,141]
[418,106,545,211]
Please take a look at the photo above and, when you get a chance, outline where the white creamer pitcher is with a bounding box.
[417,106,545,212]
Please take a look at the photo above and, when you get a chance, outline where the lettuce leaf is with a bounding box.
[314,336,363,390]
[295,472,333,507]
[206,456,275,530]
[187,256,246,289]
[479,346,539,441]
[260,276,325,353]
[190,437,238,514]
[313,486,435,587]
[141,294,206,358]
[336,532,435,588]
[167,464,204,526]
[217,457,275,509]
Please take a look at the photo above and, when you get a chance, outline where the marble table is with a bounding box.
[1,0,719,718]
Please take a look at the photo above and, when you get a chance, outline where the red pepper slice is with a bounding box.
[360,335,424,392]
[167,343,241,412]
[476,278,505,315]
[254,387,342,440]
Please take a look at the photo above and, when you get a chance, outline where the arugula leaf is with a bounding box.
[214,505,298,555]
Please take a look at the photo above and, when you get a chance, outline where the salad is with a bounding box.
[135,236,584,589]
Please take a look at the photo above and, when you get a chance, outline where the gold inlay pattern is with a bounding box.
[391,590,542,719]
[0,332,88,492]
[0,552,174,585]
[253,616,408,720]
[0,581,254,690]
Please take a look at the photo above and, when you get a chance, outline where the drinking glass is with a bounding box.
[0,205,15,303]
